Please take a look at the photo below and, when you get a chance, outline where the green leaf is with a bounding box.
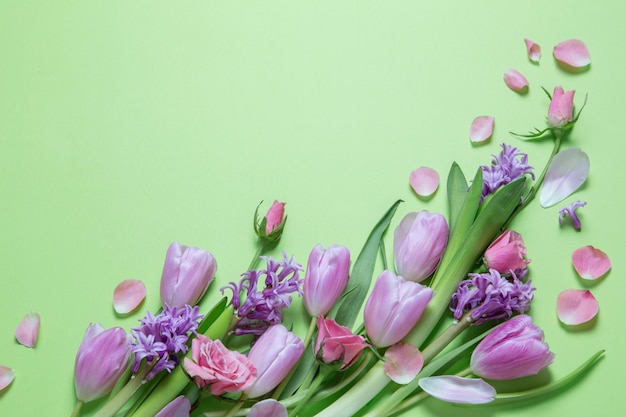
[196,297,228,335]
[446,162,469,233]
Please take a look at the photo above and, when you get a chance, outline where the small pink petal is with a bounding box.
[0,366,15,391]
[384,343,424,384]
[572,246,611,280]
[524,38,541,63]
[539,147,589,208]
[15,312,40,348]
[557,289,599,325]
[418,376,496,404]
[503,69,529,92]
[409,167,439,197]
[247,399,288,417]
[113,279,146,314]
[470,116,494,143]
[554,39,591,68]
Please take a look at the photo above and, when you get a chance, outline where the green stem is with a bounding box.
[288,368,331,417]
[93,364,152,417]
[70,400,84,417]
[248,241,266,271]
[222,395,246,417]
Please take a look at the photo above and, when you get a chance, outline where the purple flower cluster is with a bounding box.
[222,253,303,337]
[449,269,535,325]
[130,304,203,380]
[480,143,535,200]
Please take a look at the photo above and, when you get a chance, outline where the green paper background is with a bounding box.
[1,1,624,416]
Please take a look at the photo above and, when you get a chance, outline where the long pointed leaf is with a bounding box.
[447,162,469,232]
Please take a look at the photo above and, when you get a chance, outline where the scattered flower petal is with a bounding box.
[409,167,440,197]
[553,39,591,68]
[503,69,529,92]
[418,376,496,404]
[524,38,541,63]
[0,366,15,391]
[114,279,147,314]
[539,147,589,207]
[559,200,587,230]
[384,343,423,384]
[155,395,191,417]
[470,116,494,143]
[247,399,288,417]
[15,312,40,348]
[557,289,599,325]
[572,246,611,280]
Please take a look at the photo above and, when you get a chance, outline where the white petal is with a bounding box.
[418,375,496,404]
[539,147,589,207]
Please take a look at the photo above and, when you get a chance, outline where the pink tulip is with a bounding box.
[483,230,530,273]
[393,211,449,282]
[547,86,575,129]
[315,317,368,370]
[470,315,554,380]
[303,244,351,317]
[364,271,433,348]
[160,241,217,308]
[74,324,131,403]
[245,325,304,398]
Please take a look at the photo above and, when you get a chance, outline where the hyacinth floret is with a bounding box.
[130,304,203,380]
[222,252,303,337]
[449,269,535,324]
[480,143,535,200]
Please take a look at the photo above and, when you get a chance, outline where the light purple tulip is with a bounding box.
[393,211,449,282]
[160,241,217,308]
[470,315,554,380]
[303,244,351,317]
[74,323,131,403]
[244,325,304,398]
[155,395,191,417]
[418,376,496,404]
[364,271,434,348]
[248,399,288,417]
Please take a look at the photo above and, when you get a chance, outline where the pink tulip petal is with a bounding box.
[155,395,191,417]
[470,116,494,143]
[503,69,529,92]
[539,147,589,207]
[384,343,423,384]
[247,399,288,417]
[15,312,40,348]
[524,38,541,63]
[553,39,591,68]
[557,289,599,325]
[0,366,15,391]
[572,246,611,280]
[418,376,496,404]
[409,167,439,197]
[113,279,146,314]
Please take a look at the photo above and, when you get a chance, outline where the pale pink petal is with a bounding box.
[539,147,589,207]
[384,343,424,384]
[247,399,288,417]
[553,39,591,68]
[409,167,439,197]
[155,395,191,417]
[15,312,40,348]
[113,279,146,314]
[418,376,496,404]
[0,366,15,391]
[557,289,599,325]
[470,116,494,143]
[524,38,541,63]
[503,69,529,92]
[572,246,611,280]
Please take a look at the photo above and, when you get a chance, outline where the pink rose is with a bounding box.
[183,334,256,396]
[547,86,575,128]
[483,230,530,273]
[315,317,368,370]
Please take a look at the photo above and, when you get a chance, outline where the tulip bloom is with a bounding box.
[393,211,448,282]
[470,315,554,380]
[483,230,530,273]
[245,325,304,398]
[303,244,351,317]
[160,241,217,308]
[364,271,433,348]
[74,324,131,403]
[315,317,368,370]
[155,396,191,417]
[547,86,575,128]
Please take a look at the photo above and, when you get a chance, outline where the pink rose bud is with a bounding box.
[483,230,530,273]
[74,323,131,403]
[364,271,434,348]
[254,200,287,241]
[393,211,449,282]
[471,315,554,380]
[303,244,351,317]
[547,86,575,129]
[160,241,217,309]
[315,317,368,370]
[183,334,256,395]
[245,325,304,398]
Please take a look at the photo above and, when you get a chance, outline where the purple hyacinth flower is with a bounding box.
[559,200,587,230]
[480,144,535,200]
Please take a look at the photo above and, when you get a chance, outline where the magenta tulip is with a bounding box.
[303,244,351,317]
[315,317,368,370]
[547,86,575,128]
[483,230,530,273]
